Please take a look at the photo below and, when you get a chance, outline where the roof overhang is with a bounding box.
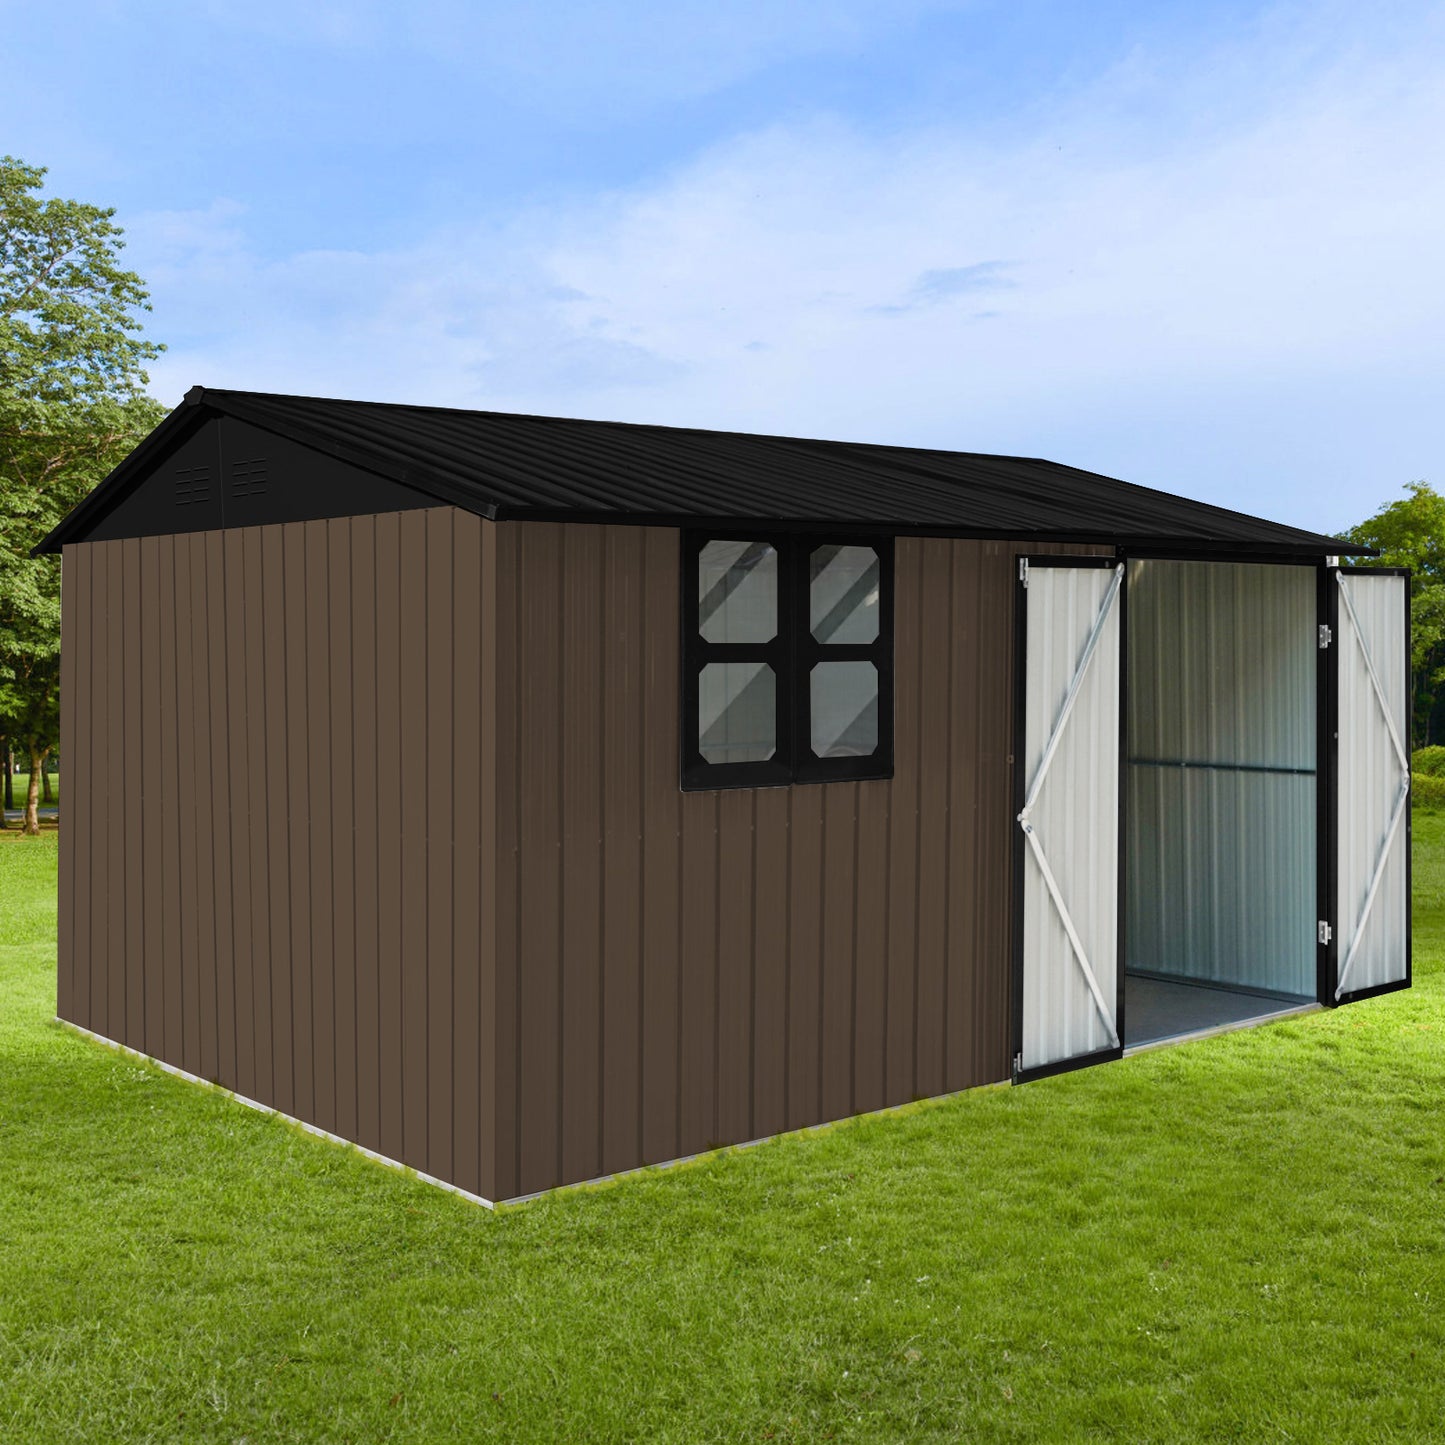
[33,385,1377,560]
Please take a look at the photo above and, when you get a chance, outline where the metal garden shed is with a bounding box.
[36,387,1411,1203]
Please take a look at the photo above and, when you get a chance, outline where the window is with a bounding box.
[681,533,893,789]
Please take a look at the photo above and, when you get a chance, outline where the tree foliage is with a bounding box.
[1341,481,1445,745]
[0,155,166,830]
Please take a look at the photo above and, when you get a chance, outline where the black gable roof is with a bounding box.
[35,385,1366,556]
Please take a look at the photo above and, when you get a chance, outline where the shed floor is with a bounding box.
[1124,974,1316,1049]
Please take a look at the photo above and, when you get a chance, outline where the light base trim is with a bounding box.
[56,1018,497,1210]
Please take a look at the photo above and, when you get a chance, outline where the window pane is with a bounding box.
[699,540,777,643]
[699,662,776,763]
[811,661,879,758]
[810,545,880,643]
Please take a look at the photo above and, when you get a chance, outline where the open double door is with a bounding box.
[1012,556,1410,1083]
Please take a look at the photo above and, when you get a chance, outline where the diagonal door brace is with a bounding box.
[1335,574,1409,999]
[1336,573,1409,774]
[1335,777,1409,999]
[1018,564,1124,1045]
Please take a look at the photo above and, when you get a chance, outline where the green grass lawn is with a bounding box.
[1,772,58,812]
[2,828,1442,1443]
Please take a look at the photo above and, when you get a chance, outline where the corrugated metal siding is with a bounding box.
[491,523,1105,1199]
[1018,564,1122,1071]
[1126,561,1316,995]
[1336,571,1409,994]
[1128,769,1315,991]
[57,548,77,1022]
[62,510,1102,1203]
[1128,562,1317,767]
[57,509,499,1201]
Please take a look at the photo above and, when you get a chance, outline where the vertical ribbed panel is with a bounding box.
[1128,561,1316,767]
[1019,564,1121,1072]
[1127,561,1316,996]
[1337,571,1409,995]
[491,525,1107,1198]
[60,514,1107,1203]
[56,548,77,1025]
[57,510,498,1201]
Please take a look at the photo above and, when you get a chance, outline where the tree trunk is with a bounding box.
[23,743,42,836]
[41,748,53,804]
[2,742,12,812]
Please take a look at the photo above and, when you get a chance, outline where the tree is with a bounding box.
[1341,481,1445,746]
[0,156,165,833]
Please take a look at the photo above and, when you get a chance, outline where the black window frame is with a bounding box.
[681,530,894,791]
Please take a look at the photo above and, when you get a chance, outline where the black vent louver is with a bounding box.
[231,458,269,498]
[174,467,212,506]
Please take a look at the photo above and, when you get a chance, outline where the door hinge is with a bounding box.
[1318,624,1333,649]
[1013,1051,1023,1077]
[1318,920,1333,945]
[1018,558,1029,587]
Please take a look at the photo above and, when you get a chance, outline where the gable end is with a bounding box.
[78,412,438,545]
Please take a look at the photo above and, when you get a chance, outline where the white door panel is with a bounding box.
[1334,569,1410,999]
[1017,560,1123,1075]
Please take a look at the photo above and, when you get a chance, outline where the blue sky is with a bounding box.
[5,0,1443,532]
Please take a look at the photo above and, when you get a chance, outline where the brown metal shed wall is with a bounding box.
[491,522,1106,1200]
[56,543,78,1023]
[57,509,499,1201]
[61,509,1100,1205]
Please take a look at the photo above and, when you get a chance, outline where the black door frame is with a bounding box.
[1012,550,1414,1084]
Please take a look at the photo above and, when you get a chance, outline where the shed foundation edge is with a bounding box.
[57,1018,497,1210]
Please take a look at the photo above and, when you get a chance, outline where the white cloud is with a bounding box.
[133,2,1445,531]
[134,203,679,409]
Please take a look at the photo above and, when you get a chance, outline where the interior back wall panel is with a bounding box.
[1127,767,1316,995]
[1126,560,1317,996]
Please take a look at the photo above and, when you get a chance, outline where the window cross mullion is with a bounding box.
[681,530,894,792]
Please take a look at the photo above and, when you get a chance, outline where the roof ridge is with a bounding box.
[34,385,1366,557]
[190,386,1091,470]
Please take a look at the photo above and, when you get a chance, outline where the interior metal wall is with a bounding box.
[1018,563,1122,1071]
[1335,570,1410,996]
[1126,559,1316,996]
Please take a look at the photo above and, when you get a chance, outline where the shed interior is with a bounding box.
[1124,558,1319,1045]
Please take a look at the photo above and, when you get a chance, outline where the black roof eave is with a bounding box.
[31,383,1376,560]
[486,505,1372,558]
